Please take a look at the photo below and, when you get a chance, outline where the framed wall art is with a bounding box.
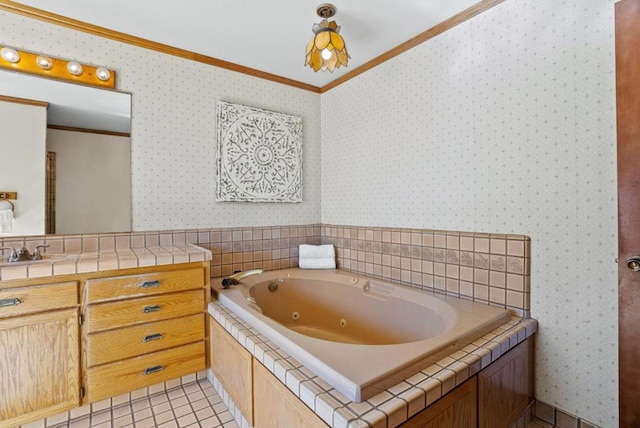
[216,101,303,203]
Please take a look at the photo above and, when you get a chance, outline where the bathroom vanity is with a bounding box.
[0,246,210,428]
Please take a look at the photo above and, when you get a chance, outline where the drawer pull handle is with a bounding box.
[143,365,164,375]
[0,298,22,307]
[140,280,161,289]
[143,333,164,342]
[142,305,162,313]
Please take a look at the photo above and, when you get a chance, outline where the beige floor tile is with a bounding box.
[23,380,231,428]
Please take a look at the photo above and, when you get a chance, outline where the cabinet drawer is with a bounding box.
[87,290,203,332]
[87,313,204,367]
[86,267,204,303]
[86,341,205,403]
[0,282,77,318]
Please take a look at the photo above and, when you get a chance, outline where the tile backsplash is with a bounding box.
[321,225,530,316]
[0,224,322,279]
[0,222,530,316]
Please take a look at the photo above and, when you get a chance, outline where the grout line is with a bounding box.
[38,379,236,428]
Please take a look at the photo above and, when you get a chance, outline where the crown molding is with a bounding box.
[1,0,507,94]
[0,0,321,93]
[319,0,507,93]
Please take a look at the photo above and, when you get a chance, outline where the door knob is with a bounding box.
[627,256,640,271]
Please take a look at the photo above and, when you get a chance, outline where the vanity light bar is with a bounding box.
[0,46,115,89]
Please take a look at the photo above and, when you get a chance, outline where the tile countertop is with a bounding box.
[209,301,538,428]
[0,244,212,280]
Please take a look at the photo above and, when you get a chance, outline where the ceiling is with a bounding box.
[7,0,483,89]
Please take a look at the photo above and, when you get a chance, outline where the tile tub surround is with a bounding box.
[322,225,531,316]
[209,302,537,428]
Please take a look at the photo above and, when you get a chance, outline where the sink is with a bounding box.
[0,254,76,268]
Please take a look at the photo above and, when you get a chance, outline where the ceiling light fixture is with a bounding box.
[305,3,350,72]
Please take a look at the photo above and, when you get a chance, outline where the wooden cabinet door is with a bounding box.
[477,337,534,428]
[210,317,253,424]
[253,359,328,428]
[0,308,79,428]
[400,377,477,428]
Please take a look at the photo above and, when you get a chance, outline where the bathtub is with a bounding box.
[212,269,511,402]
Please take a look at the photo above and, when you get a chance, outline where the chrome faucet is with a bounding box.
[221,269,264,289]
[0,244,49,262]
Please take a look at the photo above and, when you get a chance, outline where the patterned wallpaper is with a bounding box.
[321,0,618,426]
[0,0,619,426]
[0,11,322,230]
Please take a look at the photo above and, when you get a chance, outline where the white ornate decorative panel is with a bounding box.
[216,102,302,203]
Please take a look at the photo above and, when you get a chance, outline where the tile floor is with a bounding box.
[529,422,548,428]
[44,379,238,428]
[22,377,578,428]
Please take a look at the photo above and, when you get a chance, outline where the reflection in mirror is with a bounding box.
[0,70,132,236]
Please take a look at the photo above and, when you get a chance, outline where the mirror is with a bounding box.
[0,70,132,236]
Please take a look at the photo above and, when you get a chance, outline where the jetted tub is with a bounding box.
[213,269,511,402]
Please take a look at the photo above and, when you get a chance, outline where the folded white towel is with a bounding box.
[298,257,336,269]
[299,244,335,259]
[0,207,13,234]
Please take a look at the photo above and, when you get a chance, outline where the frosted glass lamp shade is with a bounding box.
[0,47,20,63]
[67,61,83,76]
[36,55,53,70]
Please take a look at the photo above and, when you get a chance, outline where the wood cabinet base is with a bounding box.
[82,262,210,404]
[478,338,534,428]
[0,261,209,425]
[253,360,328,428]
[400,377,477,428]
[210,317,253,422]
[0,308,79,428]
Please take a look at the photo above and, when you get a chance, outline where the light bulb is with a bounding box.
[96,67,111,81]
[36,55,53,70]
[0,47,20,63]
[67,61,83,76]
[321,48,332,60]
